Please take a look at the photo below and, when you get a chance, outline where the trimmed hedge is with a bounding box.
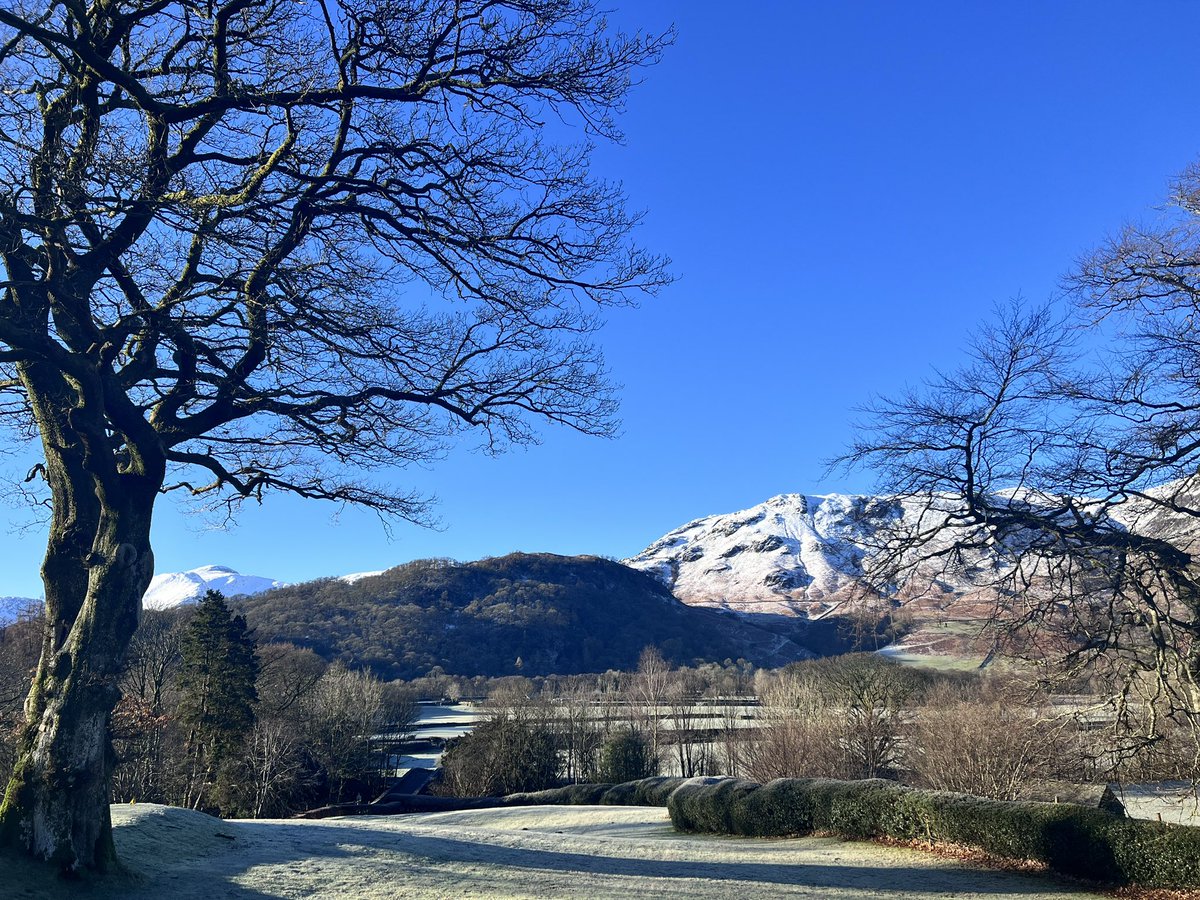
[669,777,760,833]
[505,783,616,806]
[667,777,1200,890]
[306,776,694,818]
[503,777,692,809]
[599,776,689,807]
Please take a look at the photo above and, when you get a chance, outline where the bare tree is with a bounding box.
[666,668,711,777]
[549,676,602,783]
[713,683,752,778]
[110,610,187,805]
[629,645,671,766]
[438,709,560,797]
[742,667,849,782]
[842,165,1200,774]
[305,663,386,804]
[121,610,185,717]
[233,643,329,817]
[242,717,308,818]
[0,615,41,785]
[0,0,669,869]
[256,643,327,718]
[910,681,1064,800]
[823,654,913,779]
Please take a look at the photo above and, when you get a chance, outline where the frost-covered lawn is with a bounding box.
[1120,781,1200,826]
[5,803,1104,899]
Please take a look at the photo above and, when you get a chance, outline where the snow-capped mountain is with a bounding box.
[143,564,285,610]
[624,492,990,619]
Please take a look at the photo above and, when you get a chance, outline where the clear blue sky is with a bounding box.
[4,1,1200,596]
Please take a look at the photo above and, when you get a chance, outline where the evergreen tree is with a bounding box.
[177,591,259,812]
[598,727,658,784]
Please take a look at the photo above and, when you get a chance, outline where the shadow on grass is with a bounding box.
[217,817,1085,896]
[1,843,280,900]
[8,810,1095,898]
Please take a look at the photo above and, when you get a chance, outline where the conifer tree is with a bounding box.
[177,591,258,811]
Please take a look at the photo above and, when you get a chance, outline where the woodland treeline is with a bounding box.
[6,599,1192,816]
[429,647,1199,801]
[238,553,812,677]
[1,592,417,818]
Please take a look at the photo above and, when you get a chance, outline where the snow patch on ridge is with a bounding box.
[340,570,385,584]
[143,564,285,610]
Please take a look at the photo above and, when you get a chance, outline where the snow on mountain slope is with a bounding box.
[143,565,285,610]
[624,493,991,619]
[340,570,385,584]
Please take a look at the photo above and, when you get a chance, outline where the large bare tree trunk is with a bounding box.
[0,364,160,871]
[0,512,155,870]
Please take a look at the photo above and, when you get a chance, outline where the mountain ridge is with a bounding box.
[234,552,815,677]
[622,492,979,618]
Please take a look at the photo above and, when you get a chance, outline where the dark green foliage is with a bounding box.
[734,777,912,844]
[239,554,809,678]
[725,778,819,837]
[667,776,1200,889]
[434,772,698,812]
[669,777,758,833]
[501,777,691,811]
[178,591,259,748]
[597,776,686,806]
[433,771,700,810]
[597,728,657,784]
[177,591,259,810]
[506,783,615,806]
[1105,818,1200,888]
[504,777,689,808]
[439,715,560,797]
[630,776,689,806]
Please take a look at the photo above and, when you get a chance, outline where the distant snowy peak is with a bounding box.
[143,564,285,610]
[624,492,983,618]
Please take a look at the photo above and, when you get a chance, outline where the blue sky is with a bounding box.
[5,1,1200,596]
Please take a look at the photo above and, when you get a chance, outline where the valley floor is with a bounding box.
[7,803,1108,899]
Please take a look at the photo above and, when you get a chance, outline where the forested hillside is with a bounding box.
[240,553,810,678]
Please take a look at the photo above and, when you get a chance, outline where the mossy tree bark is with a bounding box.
[0,361,163,871]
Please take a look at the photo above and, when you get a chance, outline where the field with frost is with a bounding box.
[5,802,1109,899]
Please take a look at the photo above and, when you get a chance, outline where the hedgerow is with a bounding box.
[667,776,1200,889]
[504,776,690,808]
[599,776,689,807]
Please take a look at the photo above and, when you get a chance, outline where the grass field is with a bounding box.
[5,803,1105,899]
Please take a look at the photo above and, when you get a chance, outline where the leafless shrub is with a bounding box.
[304,665,387,803]
[910,682,1066,800]
[741,669,853,781]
